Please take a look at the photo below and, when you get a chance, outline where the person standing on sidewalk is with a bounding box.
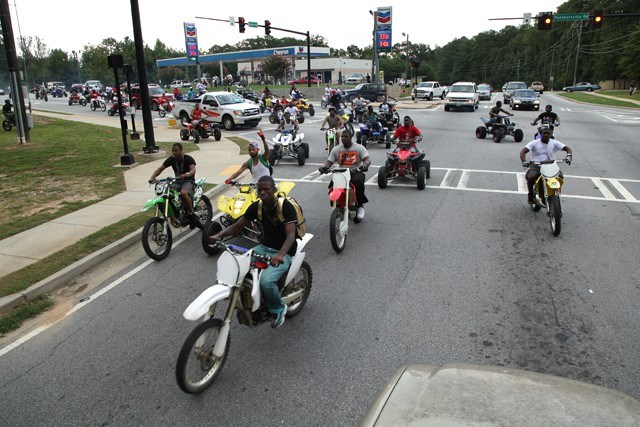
[148,143,198,228]
[630,80,636,96]
[225,130,271,184]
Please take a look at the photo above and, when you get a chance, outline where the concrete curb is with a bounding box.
[0,184,230,316]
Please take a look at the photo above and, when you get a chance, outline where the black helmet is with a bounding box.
[4,99,10,104]
[496,101,502,107]
[545,104,552,112]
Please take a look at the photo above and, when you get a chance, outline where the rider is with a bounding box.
[319,131,371,221]
[191,103,204,128]
[225,130,271,184]
[362,105,380,132]
[210,175,298,329]
[2,99,14,121]
[277,111,299,140]
[284,100,299,119]
[186,87,195,99]
[389,115,424,169]
[519,127,573,205]
[532,104,560,126]
[328,89,345,112]
[148,142,198,228]
[489,100,513,124]
[320,106,345,150]
[351,93,367,121]
[323,84,332,104]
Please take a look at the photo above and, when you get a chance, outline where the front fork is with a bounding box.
[333,189,351,236]
[211,288,241,357]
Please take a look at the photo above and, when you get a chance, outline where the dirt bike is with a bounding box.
[157,96,174,118]
[378,140,430,190]
[176,237,313,393]
[525,158,571,236]
[320,166,365,253]
[141,177,213,260]
[180,119,221,143]
[89,96,107,112]
[532,119,559,139]
[322,127,340,152]
[476,115,523,143]
[201,180,296,255]
[2,113,15,131]
[269,130,309,166]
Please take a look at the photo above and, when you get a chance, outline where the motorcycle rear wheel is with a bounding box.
[202,221,223,255]
[549,195,562,236]
[176,318,229,394]
[284,261,313,317]
[142,217,173,261]
[2,120,12,131]
[329,207,347,253]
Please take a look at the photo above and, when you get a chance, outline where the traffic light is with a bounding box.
[538,12,553,30]
[265,20,271,35]
[238,17,245,33]
[593,10,604,28]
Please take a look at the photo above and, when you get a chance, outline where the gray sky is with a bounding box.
[10,1,565,56]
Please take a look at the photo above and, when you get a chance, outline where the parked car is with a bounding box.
[529,81,544,94]
[562,82,601,92]
[341,83,387,102]
[444,82,479,112]
[0,88,4,95]
[477,83,492,100]
[509,89,540,110]
[129,84,174,110]
[503,81,528,102]
[287,76,321,85]
[169,79,190,89]
[344,73,366,85]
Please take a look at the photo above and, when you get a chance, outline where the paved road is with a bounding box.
[1,93,639,425]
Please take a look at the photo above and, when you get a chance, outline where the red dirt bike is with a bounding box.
[157,96,174,118]
[377,139,431,190]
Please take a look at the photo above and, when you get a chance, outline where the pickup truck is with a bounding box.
[172,91,262,130]
[412,81,445,101]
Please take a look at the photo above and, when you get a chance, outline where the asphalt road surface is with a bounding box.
[1,94,639,425]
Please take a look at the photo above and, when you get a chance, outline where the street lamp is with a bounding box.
[72,50,81,83]
[402,32,410,83]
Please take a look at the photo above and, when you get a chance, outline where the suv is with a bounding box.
[129,84,174,110]
[341,83,387,102]
[345,73,366,85]
[503,81,527,102]
[444,82,479,112]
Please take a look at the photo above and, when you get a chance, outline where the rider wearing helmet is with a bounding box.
[328,89,345,111]
[532,104,560,126]
[489,101,513,124]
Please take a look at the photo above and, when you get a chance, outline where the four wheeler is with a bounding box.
[180,119,221,143]
[107,98,130,117]
[378,106,400,133]
[201,180,296,255]
[68,91,87,106]
[476,115,523,143]
[269,131,309,166]
[356,120,390,149]
[377,140,430,190]
[295,97,315,117]
[51,87,67,98]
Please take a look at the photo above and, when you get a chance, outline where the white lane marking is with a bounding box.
[0,326,49,357]
[610,180,637,202]
[457,170,470,189]
[440,169,455,187]
[517,173,527,194]
[591,178,616,200]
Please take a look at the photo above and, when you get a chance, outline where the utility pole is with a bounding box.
[369,10,378,83]
[572,22,583,86]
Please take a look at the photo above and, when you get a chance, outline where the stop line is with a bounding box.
[276,163,640,204]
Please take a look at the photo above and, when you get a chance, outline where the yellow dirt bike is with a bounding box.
[201,180,295,255]
[527,158,571,236]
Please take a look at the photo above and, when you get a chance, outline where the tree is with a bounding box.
[260,54,291,84]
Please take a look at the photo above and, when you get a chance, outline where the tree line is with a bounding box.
[1,0,638,91]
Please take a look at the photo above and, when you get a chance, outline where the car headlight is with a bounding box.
[514,100,522,104]
[445,97,451,102]
[534,100,540,104]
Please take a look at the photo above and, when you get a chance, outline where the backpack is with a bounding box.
[257,197,306,238]
[247,154,273,176]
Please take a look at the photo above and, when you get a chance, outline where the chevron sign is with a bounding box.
[376,6,392,28]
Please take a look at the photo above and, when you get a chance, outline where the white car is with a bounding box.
[84,80,103,92]
[172,91,261,131]
[444,82,479,112]
[413,81,445,101]
[345,73,366,84]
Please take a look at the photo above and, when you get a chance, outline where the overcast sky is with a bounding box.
[10,0,565,57]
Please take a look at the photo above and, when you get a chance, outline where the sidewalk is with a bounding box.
[0,111,253,313]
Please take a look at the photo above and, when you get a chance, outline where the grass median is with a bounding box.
[557,92,640,109]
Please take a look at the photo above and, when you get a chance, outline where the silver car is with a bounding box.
[477,84,492,100]
[510,89,540,110]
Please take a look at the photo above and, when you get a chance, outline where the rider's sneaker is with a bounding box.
[271,304,287,329]
[527,193,534,205]
[356,207,365,221]
[189,213,198,229]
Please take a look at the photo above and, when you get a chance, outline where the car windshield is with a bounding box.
[215,93,245,105]
[417,83,433,88]
[478,84,491,90]
[353,84,365,90]
[149,87,166,95]
[508,82,527,90]
[515,89,536,97]
[449,85,474,93]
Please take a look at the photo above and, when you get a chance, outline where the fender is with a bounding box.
[546,177,561,189]
[329,187,345,202]
[183,284,231,321]
[251,268,262,312]
[141,197,165,212]
[284,233,313,284]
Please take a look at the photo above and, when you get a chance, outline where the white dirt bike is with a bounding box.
[175,237,313,394]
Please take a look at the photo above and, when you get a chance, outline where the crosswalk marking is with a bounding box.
[591,178,616,199]
[610,180,637,202]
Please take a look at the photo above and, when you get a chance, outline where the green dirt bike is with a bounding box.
[142,177,213,260]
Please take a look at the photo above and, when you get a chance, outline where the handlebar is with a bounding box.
[523,157,571,167]
[212,241,273,263]
[148,176,186,185]
[319,166,368,174]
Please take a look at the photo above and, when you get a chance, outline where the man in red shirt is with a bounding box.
[389,116,424,169]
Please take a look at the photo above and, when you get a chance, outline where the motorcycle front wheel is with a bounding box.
[142,217,173,261]
[549,195,562,236]
[283,261,313,317]
[2,120,12,131]
[158,109,166,118]
[100,102,106,112]
[176,318,229,394]
[329,207,347,253]
[202,221,223,255]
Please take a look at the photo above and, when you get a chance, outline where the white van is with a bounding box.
[444,82,479,112]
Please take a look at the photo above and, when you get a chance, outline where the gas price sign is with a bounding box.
[376,30,392,52]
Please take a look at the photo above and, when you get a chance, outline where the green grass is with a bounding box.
[0,296,53,336]
[226,136,250,155]
[557,92,640,109]
[599,90,638,100]
[0,116,195,241]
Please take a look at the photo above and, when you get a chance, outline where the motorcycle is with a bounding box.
[2,113,15,131]
[157,96,174,118]
[532,119,559,139]
[526,158,571,236]
[321,127,340,152]
[378,139,430,190]
[89,96,107,112]
[141,177,213,260]
[269,130,309,166]
[68,91,87,106]
[201,180,296,255]
[175,237,313,394]
[357,119,389,148]
[180,119,221,143]
[476,115,524,143]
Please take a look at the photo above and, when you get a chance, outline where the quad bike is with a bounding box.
[201,180,296,255]
[356,119,389,148]
[295,97,315,117]
[107,98,130,117]
[337,108,355,136]
[269,130,309,166]
[476,115,524,143]
[378,140,430,190]
[269,108,305,124]
[180,119,221,143]
[68,92,87,106]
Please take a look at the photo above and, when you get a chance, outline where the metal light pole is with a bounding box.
[402,32,409,81]
[369,10,378,83]
[72,50,81,82]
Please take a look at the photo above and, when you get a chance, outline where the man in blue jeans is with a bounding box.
[209,175,297,328]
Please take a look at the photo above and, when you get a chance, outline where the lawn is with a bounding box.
[556,92,640,109]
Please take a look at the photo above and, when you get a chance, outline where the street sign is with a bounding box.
[554,13,589,21]
[248,21,258,28]
[229,16,234,26]
[523,13,531,24]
